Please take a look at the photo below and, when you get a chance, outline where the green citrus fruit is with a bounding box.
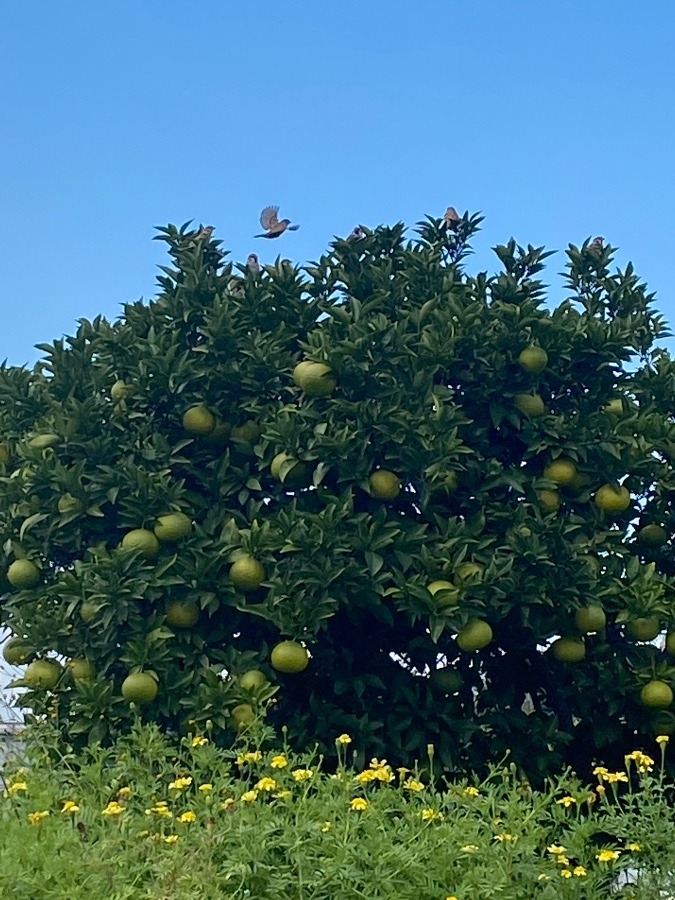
[514,393,546,416]
[637,524,668,548]
[295,362,336,397]
[292,361,319,387]
[121,672,158,704]
[456,619,493,651]
[230,420,261,443]
[182,405,216,435]
[230,556,266,590]
[538,489,561,513]
[2,636,36,666]
[429,668,464,693]
[605,398,625,416]
[80,601,98,623]
[232,703,256,728]
[626,616,661,642]
[154,512,192,542]
[551,637,586,663]
[24,659,63,689]
[427,580,460,607]
[271,640,309,673]
[110,380,131,402]
[67,658,95,681]
[544,459,577,485]
[518,346,548,373]
[165,600,200,628]
[239,669,267,692]
[7,559,40,588]
[574,605,606,633]
[369,470,401,500]
[0,443,10,465]
[120,529,160,557]
[640,680,673,709]
[270,452,310,485]
[28,433,60,450]
[594,484,631,513]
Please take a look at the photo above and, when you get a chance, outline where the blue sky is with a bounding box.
[2,1,674,365]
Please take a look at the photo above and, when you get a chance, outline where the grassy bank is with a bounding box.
[1,721,674,899]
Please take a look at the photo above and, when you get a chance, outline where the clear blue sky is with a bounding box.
[2,1,674,365]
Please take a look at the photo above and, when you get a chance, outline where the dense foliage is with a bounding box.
[1,215,675,780]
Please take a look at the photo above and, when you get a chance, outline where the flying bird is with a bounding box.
[346,226,365,241]
[254,205,300,238]
[443,206,460,228]
[247,253,260,274]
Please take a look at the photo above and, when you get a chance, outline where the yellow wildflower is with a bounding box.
[61,800,80,814]
[168,776,192,791]
[274,790,292,799]
[236,750,262,764]
[164,834,179,843]
[145,804,173,817]
[596,785,606,795]
[198,783,213,793]
[460,845,478,853]
[27,810,49,825]
[420,808,444,821]
[656,734,670,745]
[355,769,377,784]
[117,786,132,797]
[369,757,388,770]
[547,844,567,856]
[606,771,629,784]
[494,832,516,843]
[292,768,313,782]
[397,766,411,778]
[593,766,609,780]
[320,821,332,832]
[271,754,288,769]
[596,849,621,862]
[220,798,235,810]
[255,777,278,792]
[554,856,570,867]
[404,778,425,792]
[336,733,352,745]
[446,896,459,900]
[626,842,641,852]
[537,874,549,882]
[191,735,208,747]
[241,790,258,803]
[573,866,587,877]
[560,869,572,878]
[555,795,577,807]
[177,810,196,823]
[102,801,125,817]
[350,797,368,811]
[7,782,28,796]
[463,786,480,797]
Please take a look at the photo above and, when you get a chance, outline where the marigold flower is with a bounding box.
[191,735,208,747]
[404,778,424,792]
[145,805,173,817]
[102,801,125,817]
[271,754,288,769]
[596,785,606,794]
[537,874,549,882]
[494,832,516,843]
[460,845,478,853]
[255,777,278,792]
[220,798,235,810]
[350,797,368,811]
[547,844,567,856]
[241,790,258,803]
[61,800,80,814]
[7,782,28,795]
[168,777,192,791]
[116,786,132,798]
[421,808,444,821]
[463,786,480,797]
[554,856,570,867]
[605,771,629,784]
[369,757,388,770]
[596,849,621,862]
[555,795,577,807]
[626,842,641,852]
[164,834,179,843]
[320,821,332,832]
[573,866,587,877]
[592,766,609,780]
[236,750,262,765]
[656,734,670,745]
[560,869,572,878]
[274,790,292,799]
[445,895,459,900]
[177,810,196,823]
[198,783,213,792]
[292,768,313,782]
[336,734,352,745]
[27,810,49,825]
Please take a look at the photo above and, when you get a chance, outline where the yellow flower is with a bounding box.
[355,770,377,784]
[537,874,549,882]
[369,757,388,770]
[168,776,192,791]
[236,750,262,764]
[61,800,80,814]
[420,808,444,821]
[177,810,196,823]
[463,786,480,797]
[587,791,597,804]
[27,810,49,825]
[560,869,572,878]
[7,782,28,795]
[255,777,278,792]
[164,834,179,844]
[446,896,459,900]
[102,801,125,817]
[625,751,655,773]
[573,866,587,877]
[555,856,570,867]
[593,766,609,780]
[404,778,425,792]
[241,790,258,803]
[494,832,516,843]
[220,798,235,810]
[191,735,208,747]
[291,768,313,782]
[397,766,411,778]
[117,786,132,798]
[547,844,567,856]
[198,783,213,792]
[596,849,621,862]
[320,821,332,832]
[656,734,670,745]
[626,842,641,852]
[460,845,478,853]
[596,784,606,795]
[336,734,352,745]
[145,805,173,817]
[555,795,577,807]
[350,797,368,811]
[605,771,629,784]
[271,754,288,769]
[274,790,292,799]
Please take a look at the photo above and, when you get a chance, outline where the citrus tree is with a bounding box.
[2,216,675,781]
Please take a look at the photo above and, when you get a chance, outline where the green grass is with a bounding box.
[1,720,674,899]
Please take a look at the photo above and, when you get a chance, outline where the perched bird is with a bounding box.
[346,226,365,241]
[443,206,460,228]
[589,236,604,251]
[247,253,260,274]
[254,205,300,238]
[194,225,214,240]
[227,277,245,298]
